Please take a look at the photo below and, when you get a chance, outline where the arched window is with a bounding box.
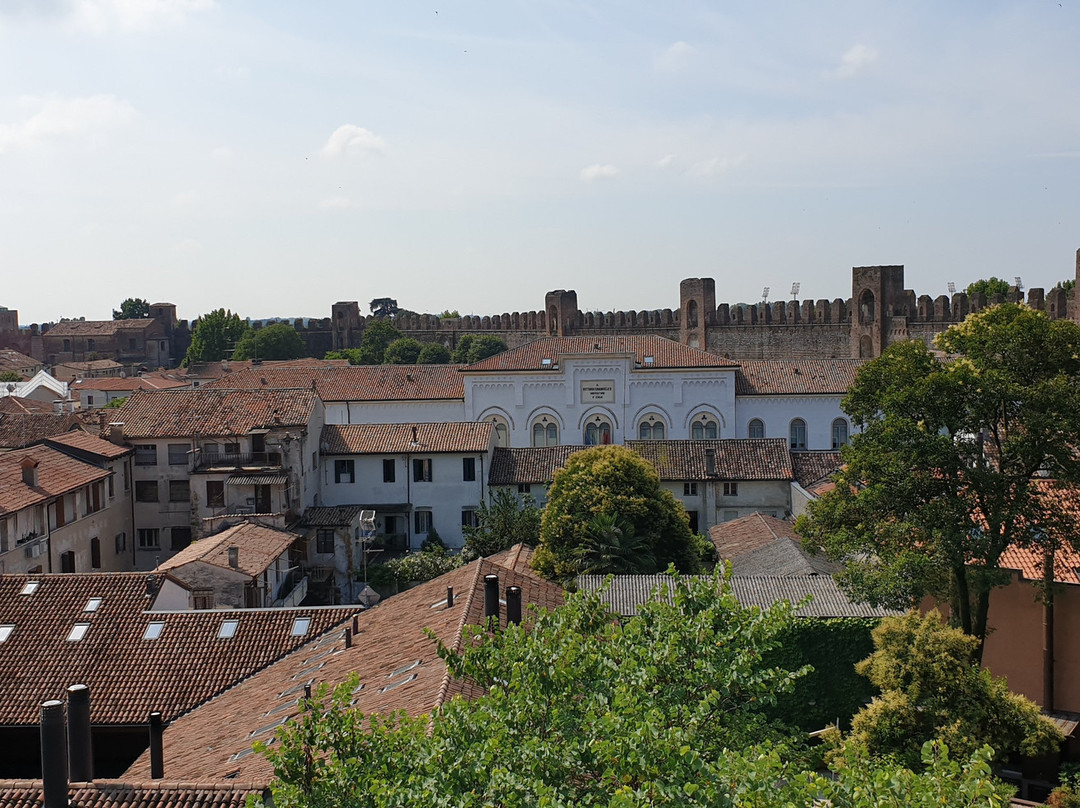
[691,417,718,440]
[789,418,807,450]
[488,415,510,448]
[638,415,666,440]
[859,289,876,325]
[584,416,612,446]
[831,418,849,449]
[859,335,873,358]
[748,418,764,439]
[686,300,699,328]
[532,418,559,447]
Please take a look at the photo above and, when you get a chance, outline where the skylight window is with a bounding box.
[378,673,417,694]
[644,356,655,365]
[84,597,102,613]
[67,623,90,642]
[143,621,165,640]
[541,358,552,366]
[250,717,288,737]
[0,625,14,643]
[218,619,239,639]
[389,660,421,678]
[20,581,39,595]
[290,617,312,637]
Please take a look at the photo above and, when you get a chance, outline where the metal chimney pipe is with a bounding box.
[483,574,500,623]
[40,700,68,808]
[352,614,359,633]
[149,711,164,779]
[303,684,312,701]
[446,586,454,608]
[67,684,93,782]
[506,586,522,625]
[344,628,352,648]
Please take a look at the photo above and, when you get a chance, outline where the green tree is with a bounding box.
[798,304,1080,654]
[573,511,656,574]
[1056,279,1076,294]
[462,488,542,559]
[112,297,150,320]
[357,320,402,365]
[323,348,364,364]
[534,445,701,580]
[233,322,308,361]
[103,395,128,408]
[836,610,1061,769]
[451,334,474,364]
[465,334,507,363]
[0,371,21,382]
[382,337,422,365]
[965,277,1012,299]
[416,342,451,364]
[183,309,249,366]
[260,571,1015,807]
[437,309,460,319]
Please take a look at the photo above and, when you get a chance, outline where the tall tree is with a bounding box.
[357,320,402,365]
[233,322,308,361]
[416,342,451,364]
[965,277,1011,299]
[112,297,150,320]
[798,304,1080,655]
[183,309,249,366]
[462,488,541,559]
[464,334,506,363]
[382,337,423,365]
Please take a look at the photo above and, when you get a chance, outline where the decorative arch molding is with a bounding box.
[681,404,727,431]
[524,406,566,430]
[477,406,516,431]
[629,404,674,429]
[576,405,620,431]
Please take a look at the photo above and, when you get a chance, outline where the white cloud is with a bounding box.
[687,155,744,177]
[321,124,386,159]
[319,196,356,209]
[654,41,697,74]
[580,163,619,182]
[656,154,676,169]
[0,94,136,154]
[835,44,879,78]
[69,0,215,33]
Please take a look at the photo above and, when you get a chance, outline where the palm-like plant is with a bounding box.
[573,512,656,575]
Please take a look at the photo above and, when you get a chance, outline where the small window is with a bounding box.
[414,510,432,534]
[518,483,531,494]
[90,538,101,569]
[68,623,90,642]
[60,551,76,574]
[413,458,432,482]
[683,482,698,496]
[691,419,718,440]
[223,442,240,455]
[0,625,13,643]
[84,597,103,612]
[20,581,40,595]
[171,527,192,551]
[461,509,477,528]
[639,419,666,440]
[218,619,240,639]
[832,418,849,449]
[584,420,612,446]
[490,417,510,448]
[462,457,476,482]
[135,480,159,503]
[748,419,765,439]
[134,445,157,466]
[86,395,94,406]
[206,480,225,508]
[168,444,189,465]
[723,482,739,497]
[531,420,559,447]
[137,528,160,549]
[382,458,395,483]
[143,621,165,640]
[291,617,312,637]
[789,419,807,451]
[193,589,215,609]
[316,529,335,554]
[334,459,355,484]
[169,479,190,502]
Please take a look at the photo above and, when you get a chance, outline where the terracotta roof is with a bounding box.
[183,358,349,381]
[0,413,82,450]
[709,513,801,561]
[321,422,492,455]
[0,781,267,808]
[0,397,54,415]
[155,522,300,577]
[463,335,737,371]
[0,573,358,726]
[55,359,125,371]
[71,377,187,392]
[299,505,365,527]
[735,360,865,395]
[202,364,465,402]
[45,430,131,459]
[0,444,110,514]
[107,389,318,439]
[728,538,840,577]
[45,320,155,337]
[485,543,537,573]
[488,446,587,485]
[791,451,844,488]
[627,439,794,481]
[998,544,1080,585]
[124,560,563,782]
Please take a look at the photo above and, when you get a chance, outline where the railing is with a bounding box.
[194,452,282,470]
[273,574,309,607]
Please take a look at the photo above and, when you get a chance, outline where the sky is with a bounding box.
[2,1,1079,325]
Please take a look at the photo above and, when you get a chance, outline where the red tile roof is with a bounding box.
[71,377,187,392]
[0,781,267,808]
[488,446,588,485]
[156,522,301,577]
[0,413,83,450]
[107,389,318,439]
[321,422,492,454]
[708,513,801,561]
[0,397,55,415]
[202,364,465,401]
[735,360,866,395]
[0,573,358,726]
[45,320,156,337]
[464,336,738,371]
[183,358,349,381]
[124,560,563,782]
[627,439,794,481]
[0,444,110,514]
[790,451,844,488]
[45,430,132,459]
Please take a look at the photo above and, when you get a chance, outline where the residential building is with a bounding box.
[0,369,71,407]
[0,348,42,380]
[52,359,125,382]
[41,304,179,368]
[71,374,187,409]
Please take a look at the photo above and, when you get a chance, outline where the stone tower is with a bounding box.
[544,290,579,337]
[679,278,716,349]
[850,265,906,359]
[331,301,361,351]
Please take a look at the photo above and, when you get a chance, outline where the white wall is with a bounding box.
[324,400,466,425]
[734,395,851,451]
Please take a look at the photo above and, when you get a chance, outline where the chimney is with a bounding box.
[149,711,164,779]
[352,614,359,633]
[344,628,352,648]
[446,586,454,608]
[40,700,68,808]
[21,457,38,487]
[108,422,125,446]
[53,399,64,414]
[67,684,93,782]
[506,586,522,625]
[705,449,716,475]
[412,425,418,443]
[228,546,239,568]
[483,574,500,623]
[145,575,158,600]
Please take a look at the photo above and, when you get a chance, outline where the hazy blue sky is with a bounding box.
[2,1,1079,324]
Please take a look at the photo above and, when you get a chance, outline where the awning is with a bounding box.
[248,428,271,435]
[225,474,288,486]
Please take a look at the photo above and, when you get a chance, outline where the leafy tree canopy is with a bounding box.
[369,297,400,318]
[464,334,506,363]
[260,571,1015,808]
[797,303,1080,654]
[0,370,21,382]
[462,488,541,559]
[416,342,451,364]
[1056,278,1076,294]
[357,320,402,365]
[112,297,150,320]
[183,309,249,366]
[437,309,460,319]
[534,445,703,580]
[323,349,363,364]
[451,334,475,364]
[965,277,1011,299]
[103,395,128,409]
[382,337,423,365]
[232,322,308,361]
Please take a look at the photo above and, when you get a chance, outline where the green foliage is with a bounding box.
[1050,763,1080,807]
[0,370,21,382]
[573,511,656,574]
[382,337,423,365]
[437,309,460,319]
[1056,279,1076,294]
[103,395,128,409]
[534,445,700,581]
[357,320,402,365]
[416,342,451,364]
[798,304,1080,649]
[419,527,446,553]
[462,488,541,559]
[966,277,1012,299]
[451,334,474,364]
[464,334,506,362]
[112,297,150,319]
[233,322,308,361]
[836,610,1062,769]
[323,349,363,364]
[261,571,1015,807]
[183,309,249,366]
[376,547,461,590]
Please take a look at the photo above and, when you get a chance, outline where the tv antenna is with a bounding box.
[1015,276,1024,292]
[947,282,956,294]
[761,286,770,303]
[790,282,800,299]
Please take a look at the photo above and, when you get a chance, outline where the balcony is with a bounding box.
[193,451,283,472]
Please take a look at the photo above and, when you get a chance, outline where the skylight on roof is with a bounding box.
[644,356,655,365]
[67,623,90,642]
[143,621,165,640]
[541,358,552,366]
[378,673,417,694]
[0,625,14,643]
[20,581,39,595]
[389,660,421,678]
[290,616,312,637]
[218,619,239,639]
[84,597,102,613]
